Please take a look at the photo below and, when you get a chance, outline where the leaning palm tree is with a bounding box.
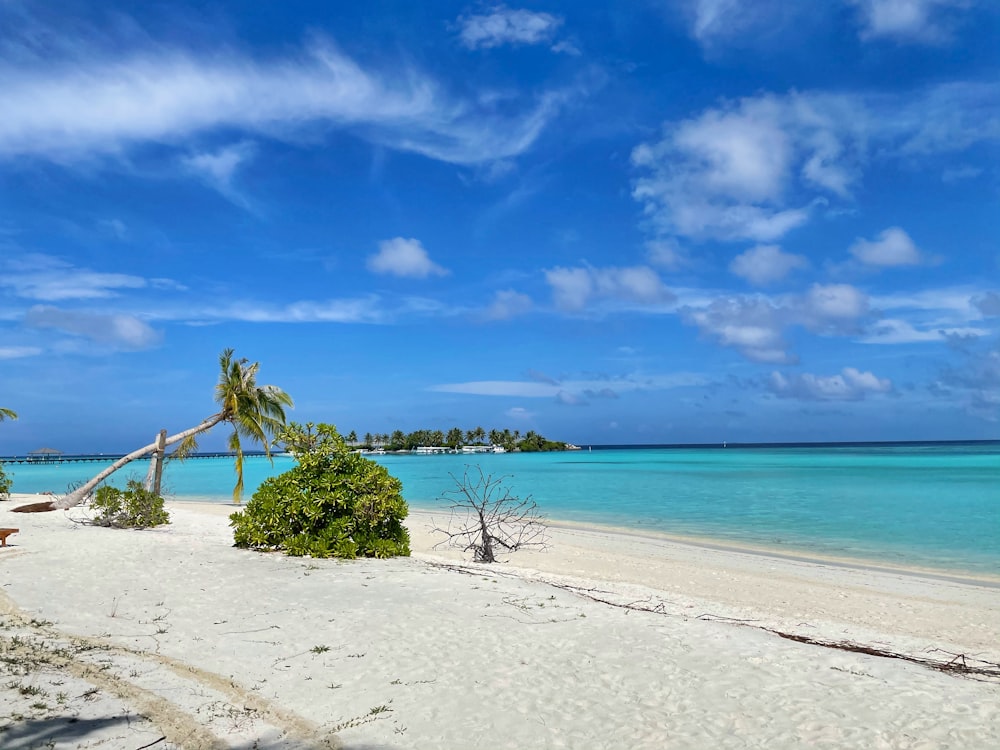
[13,349,292,512]
[0,408,17,421]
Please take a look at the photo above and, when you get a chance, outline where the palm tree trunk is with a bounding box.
[14,413,225,512]
[143,429,168,495]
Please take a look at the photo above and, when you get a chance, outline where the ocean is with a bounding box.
[4,442,998,576]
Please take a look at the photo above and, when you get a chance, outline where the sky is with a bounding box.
[1,0,998,453]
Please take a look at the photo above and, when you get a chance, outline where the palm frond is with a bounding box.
[172,434,200,460]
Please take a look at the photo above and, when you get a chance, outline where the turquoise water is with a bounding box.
[4,443,998,575]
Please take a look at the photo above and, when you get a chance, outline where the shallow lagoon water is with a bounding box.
[5,443,998,575]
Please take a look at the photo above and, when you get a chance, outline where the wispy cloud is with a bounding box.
[457,5,566,51]
[181,141,256,206]
[849,0,972,43]
[485,289,533,320]
[429,372,708,398]
[871,285,992,327]
[673,0,980,49]
[1,254,149,301]
[0,346,43,359]
[673,0,803,50]
[858,318,987,344]
[0,35,571,166]
[367,238,449,279]
[191,296,389,325]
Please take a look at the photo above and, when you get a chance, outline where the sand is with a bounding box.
[1,495,998,749]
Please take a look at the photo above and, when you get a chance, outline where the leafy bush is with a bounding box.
[0,463,11,499]
[230,423,410,559]
[91,480,170,528]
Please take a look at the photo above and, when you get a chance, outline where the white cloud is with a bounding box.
[0,37,571,166]
[729,244,808,286]
[632,83,1000,246]
[685,296,793,363]
[545,265,675,312]
[485,289,533,320]
[457,6,563,50]
[683,283,872,362]
[632,93,847,243]
[768,367,893,401]
[24,305,161,349]
[799,283,871,334]
[367,238,448,279]
[849,0,968,42]
[848,226,924,267]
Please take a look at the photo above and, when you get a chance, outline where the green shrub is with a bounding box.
[0,463,11,499]
[230,422,410,559]
[91,480,170,528]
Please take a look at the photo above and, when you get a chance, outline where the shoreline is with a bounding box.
[2,494,998,748]
[165,494,1000,585]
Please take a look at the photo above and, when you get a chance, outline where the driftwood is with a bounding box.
[10,501,56,513]
[425,561,1000,681]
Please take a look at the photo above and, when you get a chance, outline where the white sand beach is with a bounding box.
[2,495,998,749]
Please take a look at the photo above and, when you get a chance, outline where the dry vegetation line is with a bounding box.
[0,590,340,749]
[425,560,1000,682]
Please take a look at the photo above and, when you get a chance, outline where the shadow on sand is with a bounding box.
[1,714,140,748]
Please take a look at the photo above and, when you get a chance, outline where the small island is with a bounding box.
[343,427,578,454]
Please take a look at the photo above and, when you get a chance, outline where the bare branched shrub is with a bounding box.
[434,467,548,563]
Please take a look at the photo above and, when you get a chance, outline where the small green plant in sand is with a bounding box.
[91,481,170,529]
[230,422,410,559]
[0,463,12,500]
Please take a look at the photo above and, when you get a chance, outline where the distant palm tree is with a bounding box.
[15,349,292,512]
[0,408,17,422]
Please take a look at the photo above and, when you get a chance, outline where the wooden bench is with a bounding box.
[0,528,18,546]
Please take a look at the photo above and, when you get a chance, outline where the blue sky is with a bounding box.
[1,0,998,453]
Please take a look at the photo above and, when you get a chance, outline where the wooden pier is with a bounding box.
[0,452,261,465]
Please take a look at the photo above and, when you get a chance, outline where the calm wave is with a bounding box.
[5,443,998,575]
